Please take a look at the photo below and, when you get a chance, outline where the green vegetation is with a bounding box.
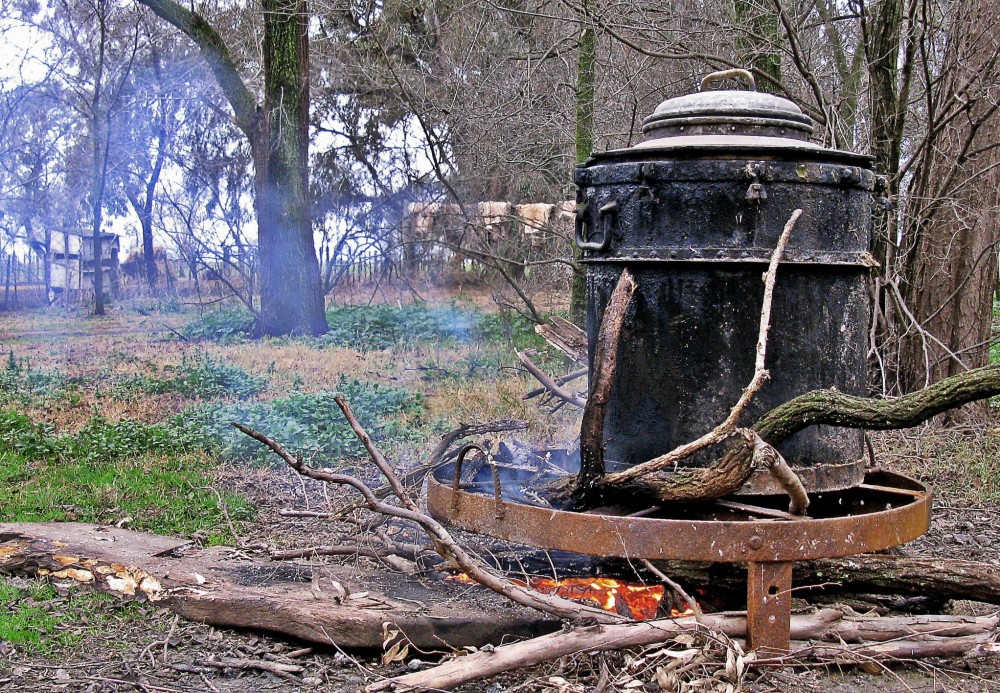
[0,304,560,549]
[176,376,425,464]
[475,310,550,352]
[113,354,266,401]
[4,349,265,406]
[180,306,254,342]
[0,350,68,405]
[0,412,251,542]
[0,410,199,465]
[319,303,478,351]
[0,580,144,654]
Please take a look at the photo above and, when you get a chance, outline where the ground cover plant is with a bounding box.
[175,375,427,464]
[111,353,267,401]
[0,410,251,543]
[0,350,72,406]
[0,580,145,655]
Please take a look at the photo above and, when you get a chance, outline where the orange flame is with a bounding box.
[447,573,695,620]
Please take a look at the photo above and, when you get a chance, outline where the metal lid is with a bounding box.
[641,69,814,144]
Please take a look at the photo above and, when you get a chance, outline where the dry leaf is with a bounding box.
[382,640,409,665]
[656,666,677,691]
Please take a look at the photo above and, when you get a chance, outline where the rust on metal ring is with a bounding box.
[452,444,505,519]
[428,469,931,564]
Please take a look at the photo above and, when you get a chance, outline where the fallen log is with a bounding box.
[0,522,559,649]
[366,609,1000,692]
[647,554,1000,608]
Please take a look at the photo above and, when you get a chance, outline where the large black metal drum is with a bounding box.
[575,71,876,493]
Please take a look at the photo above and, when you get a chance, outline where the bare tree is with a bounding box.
[896,0,1000,407]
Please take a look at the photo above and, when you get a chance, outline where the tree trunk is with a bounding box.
[90,0,109,317]
[136,0,327,337]
[569,4,596,327]
[733,0,781,90]
[254,0,327,337]
[864,0,911,270]
[898,0,1000,414]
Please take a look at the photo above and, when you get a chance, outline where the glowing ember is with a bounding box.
[447,573,694,620]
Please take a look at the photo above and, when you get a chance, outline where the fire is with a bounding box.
[447,573,695,620]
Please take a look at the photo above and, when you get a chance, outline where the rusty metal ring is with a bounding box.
[453,444,486,491]
[453,444,505,519]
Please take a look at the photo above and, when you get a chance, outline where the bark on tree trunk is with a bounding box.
[136,0,328,337]
[569,3,596,327]
[254,0,327,337]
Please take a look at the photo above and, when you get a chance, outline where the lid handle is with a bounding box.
[700,69,756,92]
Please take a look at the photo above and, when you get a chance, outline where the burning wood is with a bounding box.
[447,572,689,620]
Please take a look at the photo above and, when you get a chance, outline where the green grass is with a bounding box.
[0,580,146,654]
[0,410,253,543]
[0,449,251,543]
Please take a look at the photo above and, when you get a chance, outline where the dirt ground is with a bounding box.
[1,303,999,692]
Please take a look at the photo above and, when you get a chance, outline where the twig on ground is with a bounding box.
[366,609,1000,692]
[194,658,303,681]
[269,545,394,561]
[278,509,336,518]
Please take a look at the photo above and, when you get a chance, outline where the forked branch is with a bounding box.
[232,413,622,625]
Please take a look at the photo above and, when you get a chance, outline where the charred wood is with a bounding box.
[579,268,637,487]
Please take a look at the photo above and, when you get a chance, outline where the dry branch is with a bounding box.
[524,367,587,401]
[579,268,638,486]
[517,351,586,409]
[366,609,1000,691]
[231,416,622,625]
[592,362,1000,503]
[747,431,809,514]
[599,209,800,488]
